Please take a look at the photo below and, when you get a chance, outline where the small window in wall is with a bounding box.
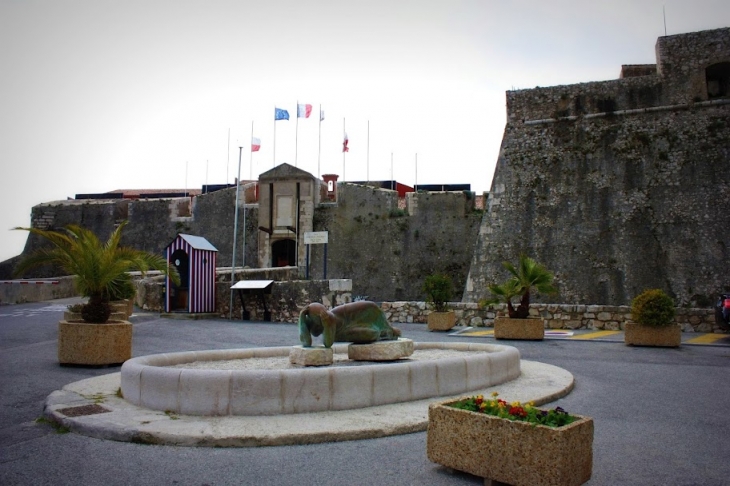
[327,180,334,192]
[706,62,730,99]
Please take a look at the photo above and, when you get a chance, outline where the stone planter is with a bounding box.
[63,311,126,322]
[427,399,593,486]
[494,316,544,340]
[427,311,456,331]
[110,299,134,320]
[624,322,681,347]
[58,320,133,366]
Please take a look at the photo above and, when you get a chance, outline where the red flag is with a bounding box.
[251,137,261,152]
[342,133,349,153]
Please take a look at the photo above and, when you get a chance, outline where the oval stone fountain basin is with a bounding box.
[120,342,521,416]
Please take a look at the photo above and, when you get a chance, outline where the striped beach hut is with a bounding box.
[165,234,218,313]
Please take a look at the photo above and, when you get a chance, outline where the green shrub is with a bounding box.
[631,289,676,327]
[423,274,453,313]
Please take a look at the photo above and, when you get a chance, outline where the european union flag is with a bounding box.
[274,108,289,121]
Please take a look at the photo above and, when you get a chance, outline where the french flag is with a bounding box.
[251,137,261,152]
[297,104,312,118]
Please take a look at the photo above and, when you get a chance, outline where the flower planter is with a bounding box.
[58,320,132,366]
[494,316,544,340]
[624,322,681,347]
[427,399,593,486]
[427,311,456,331]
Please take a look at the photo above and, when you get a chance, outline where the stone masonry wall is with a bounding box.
[309,184,483,302]
[465,28,730,308]
[381,302,718,333]
[465,103,729,307]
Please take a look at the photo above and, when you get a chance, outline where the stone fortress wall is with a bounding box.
[464,27,730,307]
[2,182,482,303]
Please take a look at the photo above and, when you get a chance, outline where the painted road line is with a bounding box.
[545,330,574,337]
[569,330,622,340]
[684,333,730,345]
[459,330,495,336]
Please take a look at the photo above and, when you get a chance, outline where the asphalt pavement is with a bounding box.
[2,298,730,486]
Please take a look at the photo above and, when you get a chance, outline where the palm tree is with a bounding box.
[488,255,556,318]
[14,222,179,323]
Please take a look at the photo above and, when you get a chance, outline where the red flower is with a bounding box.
[509,406,527,418]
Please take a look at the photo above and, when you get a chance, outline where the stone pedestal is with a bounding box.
[348,338,414,361]
[289,345,334,366]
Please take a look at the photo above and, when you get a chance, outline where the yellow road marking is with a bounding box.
[458,330,494,336]
[685,333,730,345]
[569,330,621,340]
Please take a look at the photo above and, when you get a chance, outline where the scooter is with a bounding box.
[715,293,730,330]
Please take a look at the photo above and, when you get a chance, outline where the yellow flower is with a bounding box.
[491,392,499,397]
[511,401,521,407]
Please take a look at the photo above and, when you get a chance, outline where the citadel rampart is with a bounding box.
[2,182,482,303]
[465,27,730,307]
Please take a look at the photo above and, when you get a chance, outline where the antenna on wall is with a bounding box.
[663,6,667,36]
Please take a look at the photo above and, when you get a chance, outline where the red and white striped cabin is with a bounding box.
[165,234,218,313]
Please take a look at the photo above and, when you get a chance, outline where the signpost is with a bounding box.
[304,231,328,279]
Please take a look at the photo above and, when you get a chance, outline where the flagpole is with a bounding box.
[367,120,370,183]
[317,104,322,179]
[273,107,277,168]
[295,100,299,167]
[249,121,254,180]
[415,153,418,191]
[229,146,243,319]
[205,159,208,194]
[391,152,394,190]
[343,118,346,181]
[226,128,230,184]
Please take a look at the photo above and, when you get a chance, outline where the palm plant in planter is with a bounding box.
[14,222,179,365]
[488,255,556,340]
[625,288,680,347]
[423,273,455,331]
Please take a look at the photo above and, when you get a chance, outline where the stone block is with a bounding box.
[289,346,333,366]
[348,338,413,361]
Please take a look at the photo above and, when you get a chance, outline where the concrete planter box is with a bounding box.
[624,322,681,347]
[63,311,126,322]
[110,299,134,320]
[427,399,593,486]
[427,311,456,331]
[58,320,132,366]
[494,316,544,340]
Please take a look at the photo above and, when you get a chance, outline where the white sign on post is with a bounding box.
[304,231,328,245]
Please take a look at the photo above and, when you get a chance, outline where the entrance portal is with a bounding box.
[169,249,189,310]
[272,239,296,267]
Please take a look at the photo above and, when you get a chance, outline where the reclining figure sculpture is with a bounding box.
[298,301,401,348]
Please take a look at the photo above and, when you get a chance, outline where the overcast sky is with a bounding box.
[1,0,728,262]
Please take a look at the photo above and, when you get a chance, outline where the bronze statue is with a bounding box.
[298,301,401,348]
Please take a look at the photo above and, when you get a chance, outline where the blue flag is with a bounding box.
[274,108,289,121]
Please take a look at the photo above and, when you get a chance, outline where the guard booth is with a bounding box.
[165,234,218,313]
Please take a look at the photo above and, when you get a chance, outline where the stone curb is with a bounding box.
[43,360,574,448]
